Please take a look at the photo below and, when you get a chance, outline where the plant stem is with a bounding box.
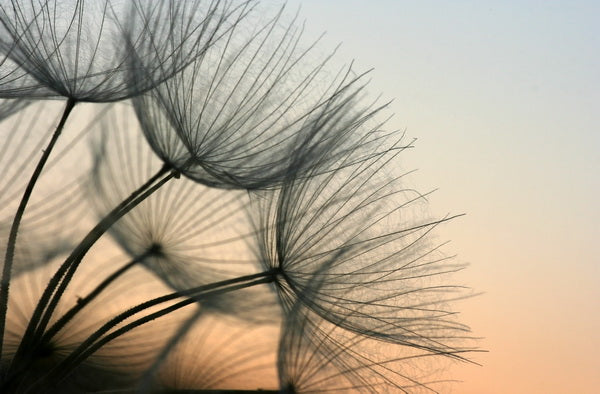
[37,168,174,343]
[69,269,277,366]
[7,165,173,377]
[41,252,150,344]
[0,97,76,360]
[45,274,277,388]
[36,169,176,337]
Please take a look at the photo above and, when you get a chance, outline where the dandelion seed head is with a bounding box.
[249,133,473,359]
[0,0,230,101]
[0,2,476,391]
[132,2,381,190]
[86,104,278,319]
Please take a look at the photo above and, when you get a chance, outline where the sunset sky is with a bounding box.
[3,1,598,392]
[290,1,600,393]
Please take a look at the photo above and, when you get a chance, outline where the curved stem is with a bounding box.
[46,275,276,388]
[35,167,174,346]
[0,97,76,359]
[9,165,173,375]
[68,269,277,368]
[41,252,150,344]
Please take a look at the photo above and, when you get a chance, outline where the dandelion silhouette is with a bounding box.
[2,249,184,392]
[246,133,472,358]
[278,280,471,393]
[0,0,240,358]
[0,1,477,392]
[0,0,232,101]
[86,104,278,320]
[131,3,384,190]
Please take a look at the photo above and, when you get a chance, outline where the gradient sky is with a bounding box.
[287,1,600,393]
[4,2,597,392]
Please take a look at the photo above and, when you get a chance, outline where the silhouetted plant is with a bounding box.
[0,1,476,393]
[248,136,471,356]
[2,248,184,392]
[0,102,92,278]
[278,281,471,393]
[0,0,241,357]
[0,0,234,101]
[86,104,277,319]
[130,3,382,190]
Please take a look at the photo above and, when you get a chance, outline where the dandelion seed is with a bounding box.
[0,2,251,339]
[131,3,382,190]
[250,137,473,357]
[86,103,277,319]
[0,2,477,392]
[0,0,231,101]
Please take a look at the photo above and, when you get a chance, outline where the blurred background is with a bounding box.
[288,1,600,393]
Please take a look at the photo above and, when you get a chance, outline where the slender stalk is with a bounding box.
[0,97,76,359]
[8,165,173,376]
[43,275,277,389]
[64,269,278,369]
[41,252,152,344]
[35,168,174,344]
